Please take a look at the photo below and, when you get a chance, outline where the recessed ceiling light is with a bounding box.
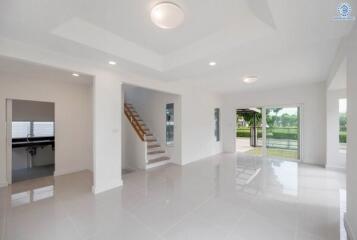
[209,62,217,66]
[151,2,184,29]
[72,73,80,77]
[108,61,117,65]
[243,76,258,84]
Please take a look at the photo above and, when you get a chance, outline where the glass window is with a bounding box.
[33,122,54,137]
[166,103,174,145]
[12,121,31,138]
[266,107,300,160]
[214,108,220,142]
[339,98,347,152]
[12,121,54,138]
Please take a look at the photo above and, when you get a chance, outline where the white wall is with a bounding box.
[122,117,147,170]
[12,100,54,121]
[0,74,92,187]
[181,89,223,165]
[346,27,357,240]
[222,82,326,166]
[124,85,182,165]
[326,89,346,169]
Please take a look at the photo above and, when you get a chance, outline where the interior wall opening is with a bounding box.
[121,84,182,175]
[8,99,55,183]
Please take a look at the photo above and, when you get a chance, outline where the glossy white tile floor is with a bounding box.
[0,153,345,240]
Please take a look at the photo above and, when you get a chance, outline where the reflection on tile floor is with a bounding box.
[0,153,346,240]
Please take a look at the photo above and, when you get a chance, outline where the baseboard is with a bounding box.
[54,168,91,177]
[92,178,123,194]
[326,164,346,171]
[345,214,356,240]
[0,181,8,188]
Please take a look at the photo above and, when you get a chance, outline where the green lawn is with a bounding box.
[238,127,347,143]
[340,131,347,143]
[247,147,298,159]
[237,127,298,139]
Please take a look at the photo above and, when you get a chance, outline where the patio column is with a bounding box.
[262,107,267,156]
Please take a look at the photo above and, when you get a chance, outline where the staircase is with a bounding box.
[124,103,170,169]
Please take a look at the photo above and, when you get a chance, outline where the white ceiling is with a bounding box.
[0,0,355,93]
[329,58,347,90]
[0,55,93,84]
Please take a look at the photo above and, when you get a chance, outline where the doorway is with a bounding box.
[236,108,263,156]
[235,106,302,161]
[7,100,55,183]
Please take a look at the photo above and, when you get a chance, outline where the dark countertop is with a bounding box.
[12,137,55,148]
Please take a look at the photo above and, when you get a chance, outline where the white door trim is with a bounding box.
[6,99,12,184]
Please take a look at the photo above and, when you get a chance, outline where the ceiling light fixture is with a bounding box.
[108,61,117,65]
[72,73,80,77]
[243,76,258,84]
[151,2,184,29]
[209,61,217,66]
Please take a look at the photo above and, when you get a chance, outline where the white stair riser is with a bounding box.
[147,152,167,161]
[146,160,170,169]
[147,146,160,151]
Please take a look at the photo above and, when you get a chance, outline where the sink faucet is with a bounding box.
[26,133,33,142]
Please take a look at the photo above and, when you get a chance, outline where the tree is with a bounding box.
[237,111,262,127]
[266,108,282,127]
[340,113,347,132]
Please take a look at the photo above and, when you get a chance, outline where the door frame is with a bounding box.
[235,103,304,162]
[5,98,57,184]
[6,99,12,184]
[263,104,303,162]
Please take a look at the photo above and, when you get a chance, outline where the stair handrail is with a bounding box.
[124,103,146,141]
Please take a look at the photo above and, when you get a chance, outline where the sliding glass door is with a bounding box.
[265,107,300,160]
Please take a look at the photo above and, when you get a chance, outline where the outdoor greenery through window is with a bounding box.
[339,98,347,152]
[236,108,263,156]
[166,103,174,145]
[236,107,300,160]
[266,107,300,160]
[214,108,220,142]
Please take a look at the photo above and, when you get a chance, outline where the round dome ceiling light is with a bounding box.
[151,2,184,29]
[243,76,258,84]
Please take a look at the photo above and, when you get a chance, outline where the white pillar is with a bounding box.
[346,29,357,240]
[92,74,123,194]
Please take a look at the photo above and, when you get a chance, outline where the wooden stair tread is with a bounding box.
[148,156,170,164]
[146,139,157,142]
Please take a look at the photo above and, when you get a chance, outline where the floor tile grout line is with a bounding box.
[158,193,216,237]
[121,208,166,240]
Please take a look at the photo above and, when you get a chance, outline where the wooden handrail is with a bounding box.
[124,104,145,141]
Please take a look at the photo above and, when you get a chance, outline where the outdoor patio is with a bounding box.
[236,137,299,159]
